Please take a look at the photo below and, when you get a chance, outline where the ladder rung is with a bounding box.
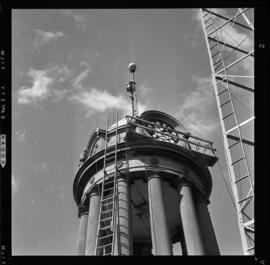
[103,185,114,191]
[100,222,112,229]
[204,17,212,24]
[105,155,115,160]
[97,243,113,248]
[203,12,210,18]
[228,140,241,149]
[102,194,114,200]
[213,59,222,66]
[238,194,253,204]
[210,43,218,50]
[211,51,220,58]
[214,65,223,72]
[101,209,113,215]
[104,179,114,186]
[98,234,113,240]
[231,155,245,165]
[104,180,114,187]
[235,174,249,183]
[106,151,115,157]
[217,88,228,96]
[99,225,113,230]
[222,112,234,120]
[103,186,114,193]
[220,99,231,108]
[100,216,113,222]
[247,246,254,252]
[205,23,213,30]
[100,213,112,220]
[101,203,113,209]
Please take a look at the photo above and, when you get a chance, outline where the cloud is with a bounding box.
[174,77,218,137]
[69,88,133,116]
[63,10,87,30]
[69,65,147,116]
[138,85,153,97]
[33,29,64,49]
[16,63,147,114]
[71,67,91,91]
[17,65,71,105]
[12,174,20,194]
[15,130,26,143]
[17,69,53,104]
[40,162,48,171]
[51,89,69,102]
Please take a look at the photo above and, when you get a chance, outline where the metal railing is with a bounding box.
[125,115,216,155]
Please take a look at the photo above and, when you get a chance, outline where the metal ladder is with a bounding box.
[200,8,254,255]
[95,114,120,256]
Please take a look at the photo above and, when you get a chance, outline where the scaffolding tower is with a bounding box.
[200,8,254,255]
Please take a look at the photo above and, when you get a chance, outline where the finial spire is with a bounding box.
[126,63,138,117]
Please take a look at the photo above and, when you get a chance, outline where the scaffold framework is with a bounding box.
[200,8,254,255]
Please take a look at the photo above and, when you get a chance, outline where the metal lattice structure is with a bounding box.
[200,8,254,255]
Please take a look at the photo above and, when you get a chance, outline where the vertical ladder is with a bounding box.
[95,114,119,256]
[200,8,254,255]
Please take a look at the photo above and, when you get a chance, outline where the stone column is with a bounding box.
[196,199,220,255]
[178,183,206,255]
[85,187,101,255]
[113,174,132,255]
[148,173,172,255]
[76,204,89,255]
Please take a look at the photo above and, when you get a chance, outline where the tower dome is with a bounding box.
[73,65,219,256]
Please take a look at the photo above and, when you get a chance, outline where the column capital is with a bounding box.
[78,203,89,218]
[146,171,161,182]
[177,178,194,191]
[89,185,99,197]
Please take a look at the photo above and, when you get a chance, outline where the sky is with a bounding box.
[12,9,254,255]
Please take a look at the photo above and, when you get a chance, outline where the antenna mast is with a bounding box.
[126,63,138,117]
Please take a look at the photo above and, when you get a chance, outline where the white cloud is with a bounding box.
[40,162,48,171]
[33,29,64,49]
[51,89,69,102]
[69,88,132,116]
[70,65,147,116]
[175,77,218,137]
[17,65,71,105]
[15,130,26,143]
[63,10,87,30]
[17,69,53,104]
[12,174,20,194]
[138,85,153,97]
[71,67,91,90]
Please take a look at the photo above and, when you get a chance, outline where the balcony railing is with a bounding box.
[126,115,217,157]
